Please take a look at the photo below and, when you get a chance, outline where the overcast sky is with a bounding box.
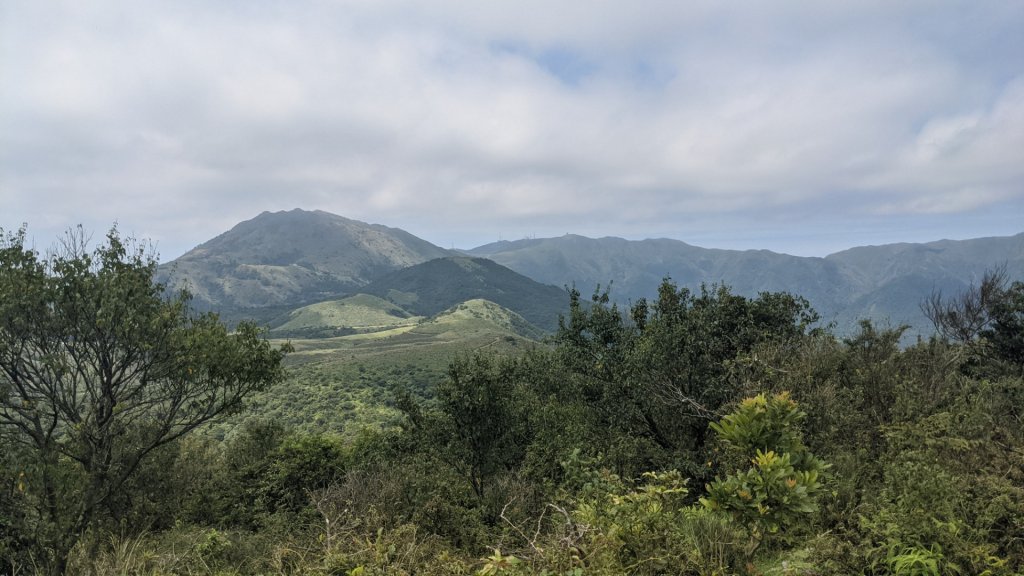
[2,1,1022,261]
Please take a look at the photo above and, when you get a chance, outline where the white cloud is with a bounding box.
[1,1,1022,258]
[863,77,1024,213]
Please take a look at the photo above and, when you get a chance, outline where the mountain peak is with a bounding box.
[159,210,451,310]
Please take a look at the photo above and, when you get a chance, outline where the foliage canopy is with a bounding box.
[0,227,290,573]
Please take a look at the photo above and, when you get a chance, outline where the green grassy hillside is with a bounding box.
[412,299,546,341]
[213,299,545,437]
[270,293,421,337]
[362,256,568,332]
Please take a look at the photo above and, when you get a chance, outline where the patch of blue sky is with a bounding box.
[627,58,675,90]
[490,40,674,90]
[535,46,598,86]
[490,41,597,86]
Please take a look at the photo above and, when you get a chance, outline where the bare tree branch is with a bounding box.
[922,265,1008,343]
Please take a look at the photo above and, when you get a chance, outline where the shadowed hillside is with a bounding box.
[361,256,568,332]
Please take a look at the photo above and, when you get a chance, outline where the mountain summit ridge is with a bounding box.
[159,209,452,310]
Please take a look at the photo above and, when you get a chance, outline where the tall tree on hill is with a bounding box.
[436,353,532,500]
[0,227,290,575]
[554,280,818,477]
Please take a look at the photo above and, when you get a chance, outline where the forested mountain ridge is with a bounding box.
[468,234,848,308]
[158,208,1022,336]
[825,233,1024,287]
[469,232,1024,334]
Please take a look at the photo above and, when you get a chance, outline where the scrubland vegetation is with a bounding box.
[1,229,1022,575]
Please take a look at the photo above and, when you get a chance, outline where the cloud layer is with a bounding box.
[2,1,1022,258]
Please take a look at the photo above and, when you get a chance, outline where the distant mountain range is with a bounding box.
[469,233,1024,335]
[161,209,1024,337]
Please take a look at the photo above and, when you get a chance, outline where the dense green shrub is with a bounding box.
[701,393,826,561]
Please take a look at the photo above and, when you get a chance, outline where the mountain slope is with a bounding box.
[158,209,1023,338]
[159,209,452,310]
[414,299,546,341]
[269,294,421,338]
[361,256,568,332]
[468,235,849,317]
[469,233,1024,335]
[823,233,1024,333]
[825,233,1024,289]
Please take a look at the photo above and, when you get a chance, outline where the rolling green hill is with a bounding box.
[360,256,568,332]
[269,293,421,338]
[412,298,546,341]
[216,298,542,437]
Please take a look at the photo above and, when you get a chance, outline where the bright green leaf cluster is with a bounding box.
[701,393,827,558]
[709,392,805,456]
[702,449,821,533]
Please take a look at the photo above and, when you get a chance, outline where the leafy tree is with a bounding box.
[982,279,1024,372]
[552,279,818,478]
[261,433,347,516]
[0,434,34,571]
[701,393,827,560]
[555,285,634,384]
[552,286,658,475]
[434,353,532,500]
[190,418,288,528]
[628,283,817,451]
[0,227,290,574]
